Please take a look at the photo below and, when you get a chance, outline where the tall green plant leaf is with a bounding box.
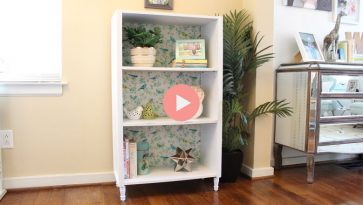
[222,10,291,152]
[249,100,293,121]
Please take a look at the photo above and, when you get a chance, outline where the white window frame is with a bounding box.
[0,0,66,96]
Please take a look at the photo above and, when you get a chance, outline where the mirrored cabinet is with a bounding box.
[274,62,363,183]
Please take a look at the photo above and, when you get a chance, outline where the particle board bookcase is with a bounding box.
[111,10,222,201]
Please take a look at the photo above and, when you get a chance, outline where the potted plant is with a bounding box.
[221,10,292,182]
[124,26,163,67]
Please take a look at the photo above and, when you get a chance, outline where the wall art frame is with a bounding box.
[144,0,173,10]
[333,0,360,24]
[283,0,333,11]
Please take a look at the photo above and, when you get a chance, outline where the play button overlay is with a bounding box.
[163,84,200,121]
[176,95,191,111]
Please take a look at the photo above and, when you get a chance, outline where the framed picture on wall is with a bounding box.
[295,32,325,62]
[333,0,360,24]
[144,0,173,10]
[283,0,333,11]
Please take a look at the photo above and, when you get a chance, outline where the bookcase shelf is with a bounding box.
[122,66,218,72]
[124,165,215,185]
[123,117,218,127]
[112,10,222,201]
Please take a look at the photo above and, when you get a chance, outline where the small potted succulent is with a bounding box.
[124,26,163,67]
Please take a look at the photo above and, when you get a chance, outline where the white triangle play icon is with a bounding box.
[176,95,191,111]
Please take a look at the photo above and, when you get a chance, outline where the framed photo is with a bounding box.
[144,0,173,10]
[175,39,206,60]
[283,0,332,11]
[347,79,359,92]
[295,32,325,62]
[333,0,360,24]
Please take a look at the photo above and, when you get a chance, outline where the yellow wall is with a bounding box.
[242,0,275,169]
[0,0,243,178]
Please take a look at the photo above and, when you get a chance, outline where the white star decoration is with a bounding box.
[170,147,195,172]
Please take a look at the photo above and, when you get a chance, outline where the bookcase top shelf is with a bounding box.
[123,117,218,127]
[118,10,221,26]
[122,66,218,72]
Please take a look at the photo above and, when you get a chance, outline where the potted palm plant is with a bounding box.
[124,26,163,67]
[221,10,292,182]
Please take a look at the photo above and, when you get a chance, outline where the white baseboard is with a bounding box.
[0,189,6,200]
[241,164,274,178]
[4,172,115,189]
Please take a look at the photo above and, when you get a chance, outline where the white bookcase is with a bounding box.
[111,10,222,201]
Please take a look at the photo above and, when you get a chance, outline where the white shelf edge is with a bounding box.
[123,117,218,127]
[124,165,216,185]
[0,81,67,85]
[119,10,221,21]
[122,66,218,72]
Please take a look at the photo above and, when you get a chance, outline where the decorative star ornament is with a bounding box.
[170,147,195,172]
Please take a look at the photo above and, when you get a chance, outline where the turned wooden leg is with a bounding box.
[307,154,315,183]
[213,177,219,191]
[120,185,126,201]
[274,144,283,170]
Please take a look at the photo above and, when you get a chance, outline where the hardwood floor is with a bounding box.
[1,164,363,205]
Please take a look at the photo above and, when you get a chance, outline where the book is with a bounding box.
[123,138,130,179]
[347,40,356,63]
[175,59,208,64]
[175,65,208,68]
[129,140,137,179]
[338,41,348,62]
[353,54,363,62]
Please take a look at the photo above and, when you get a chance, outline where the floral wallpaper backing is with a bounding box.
[125,125,201,167]
[123,71,201,117]
[122,23,202,67]
[122,24,204,168]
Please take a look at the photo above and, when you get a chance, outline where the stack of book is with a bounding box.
[353,54,363,62]
[123,138,137,179]
[174,59,208,68]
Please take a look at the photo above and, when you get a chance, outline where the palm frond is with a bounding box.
[248,100,293,121]
[243,32,274,73]
[223,10,253,100]
[222,10,290,152]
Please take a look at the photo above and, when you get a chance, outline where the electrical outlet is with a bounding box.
[0,130,14,149]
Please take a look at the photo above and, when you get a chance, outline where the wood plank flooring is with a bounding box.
[1,164,363,205]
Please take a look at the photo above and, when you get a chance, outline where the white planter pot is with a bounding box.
[130,47,156,67]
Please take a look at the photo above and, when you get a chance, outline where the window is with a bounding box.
[0,0,62,82]
[0,0,63,95]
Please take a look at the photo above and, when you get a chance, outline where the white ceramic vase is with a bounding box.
[130,47,156,67]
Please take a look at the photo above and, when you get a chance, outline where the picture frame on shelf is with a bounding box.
[333,0,360,24]
[295,32,325,62]
[347,79,359,92]
[144,0,173,10]
[175,39,206,60]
